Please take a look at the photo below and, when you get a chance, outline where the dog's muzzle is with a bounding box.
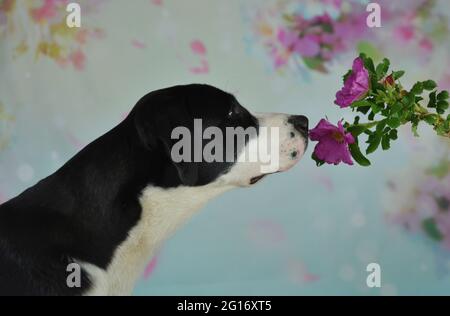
[288,115,309,148]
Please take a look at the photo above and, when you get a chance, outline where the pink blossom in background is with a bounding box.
[388,211,423,233]
[1,0,107,70]
[312,172,334,192]
[439,73,450,91]
[144,255,159,279]
[277,28,320,58]
[91,28,106,40]
[436,212,450,250]
[187,40,209,74]
[31,0,56,22]
[189,59,209,74]
[247,219,287,249]
[151,0,163,6]
[191,40,207,55]
[287,259,320,284]
[419,37,433,55]
[75,29,89,44]
[332,13,368,51]
[271,28,314,68]
[30,0,61,23]
[70,49,86,70]
[264,9,369,72]
[394,24,415,43]
[132,39,147,49]
[65,131,85,150]
[310,12,333,26]
[0,11,6,25]
[421,175,450,200]
[389,174,450,248]
[320,0,342,8]
[82,0,108,14]
[295,34,321,57]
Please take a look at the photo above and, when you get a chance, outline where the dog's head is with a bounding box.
[133,84,308,187]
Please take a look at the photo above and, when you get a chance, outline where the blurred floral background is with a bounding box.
[1,0,450,295]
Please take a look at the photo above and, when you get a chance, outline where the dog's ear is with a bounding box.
[133,89,199,186]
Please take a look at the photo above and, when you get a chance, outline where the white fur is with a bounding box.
[84,183,233,296]
[220,113,306,186]
[83,113,306,296]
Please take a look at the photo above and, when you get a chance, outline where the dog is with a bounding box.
[0,84,308,296]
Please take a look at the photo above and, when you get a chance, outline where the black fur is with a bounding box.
[0,84,258,296]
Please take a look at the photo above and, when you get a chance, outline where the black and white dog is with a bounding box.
[0,84,308,296]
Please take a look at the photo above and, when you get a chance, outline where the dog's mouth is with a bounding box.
[250,174,267,185]
[250,171,281,185]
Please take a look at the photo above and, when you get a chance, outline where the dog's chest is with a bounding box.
[84,184,230,296]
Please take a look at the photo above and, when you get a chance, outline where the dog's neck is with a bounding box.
[53,120,234,295]
[84,182,233,296]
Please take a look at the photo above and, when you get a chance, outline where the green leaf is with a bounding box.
[360,53,376,74]
[389,129,398,140]
[422,218,443,241]
[312,153,325,167]
[375,58,390,79]
[342,69,352,83]
[423,80,437,91]
[423,115,437,125]
[387,117,401,128]
[436,124,448,136]
[376,119,387,133]
[372,81,385,92]
[437,100,449,108]
[437,90,449,100]
[351,100,373,108]
[437,100,449,114]
[377,90,388,99]
[356,105,371,115]
[366,133,382,154]
[357,41,383,62]
[321,23,333,33]
[303,57,326,72]
[400,109,412,121]
[347,125,366,137]
[371,103,383,114]
[401,93,415,108]
[427,91,437,108]
[390,102,403,114]
[411,82,424,95]
[429,165,450,180]
[392,70,405,80]
[381,134,391,150]
[411,121,420,136]
[349,142,371,166]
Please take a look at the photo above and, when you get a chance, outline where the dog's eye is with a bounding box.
[228,109,234,118]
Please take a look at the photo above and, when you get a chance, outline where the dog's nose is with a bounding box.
[288,115,309,136]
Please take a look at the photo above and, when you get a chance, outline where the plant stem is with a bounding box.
[347,120,381,130]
